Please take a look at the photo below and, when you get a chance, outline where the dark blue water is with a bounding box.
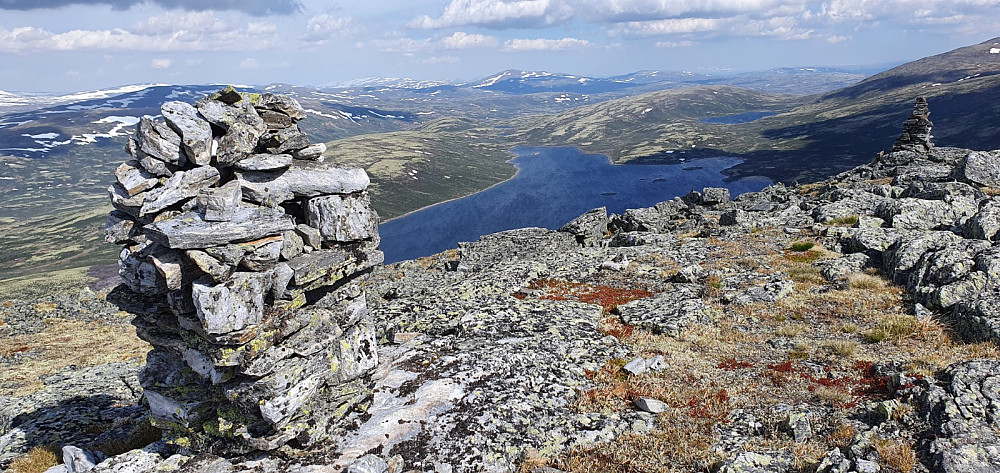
[700,111,778,124]
[378,147,771,263]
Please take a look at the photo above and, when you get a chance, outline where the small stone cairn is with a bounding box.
[892,96,934,153]
[105,87,382,453]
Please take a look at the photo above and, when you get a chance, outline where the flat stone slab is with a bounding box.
[144,206,295,249]
[234,153,293,172]
[286,249,350,286]
[238,161,370,206]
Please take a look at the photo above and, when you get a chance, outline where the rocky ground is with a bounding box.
[3,140,1000,472]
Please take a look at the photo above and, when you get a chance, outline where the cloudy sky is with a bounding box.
[1,0,998,92]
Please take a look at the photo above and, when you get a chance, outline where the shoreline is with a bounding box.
[378,147,528,225]
[378,146,765,225]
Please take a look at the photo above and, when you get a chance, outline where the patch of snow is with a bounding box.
[69,115,139,145]
[165,88,195,99]
[304,108,342,119]
[66,104,103,111]
[641,107,653,114]
[23,132,59,139]
[990,48,999,54]
[56,84,163,103]
[95,116,140,125]
[0,147,50,153]
[209,83,253,89]
[473,72,510,88]
[0,120,34,128]
[367,110,402,119]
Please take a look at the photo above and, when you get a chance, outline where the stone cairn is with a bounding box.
[892,96,934,153]
[105,87,382,453]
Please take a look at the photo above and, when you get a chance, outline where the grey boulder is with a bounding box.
[956,150,1000,187]
[305,193,378,243]
[198,180,242,222]
[114,160,159,197]
[140,166,220,217]
[191,271,271,334]
[161,101,213,166]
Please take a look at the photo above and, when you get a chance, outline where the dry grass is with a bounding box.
[814,385,854,405]
[825,215,860,227]
[776,324,808,337]
[7,445,60,473]
[982,186,1000,197]
[516,449,553,473]
[824,340,858,357]
[864,314,944,344]
[0,319,150,396]
[786,265,825,285]
[528,226,1000,473]
[846,273,889,291]
[555,410,724,473]
[798,182,826,197]
[874,438,917,472]
[32,302,57,313]
[826,424,857,449]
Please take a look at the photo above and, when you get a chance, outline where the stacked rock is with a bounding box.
[105,87,382,453]
[892,96,934,153]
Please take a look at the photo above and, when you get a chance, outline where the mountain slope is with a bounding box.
[511,37,1000,183]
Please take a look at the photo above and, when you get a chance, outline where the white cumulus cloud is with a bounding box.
[240,57,259,68]
[0,11,277,53]
[441,31,499,49]
[503,37,592,51]
[423,55,461,64]
[655,40,695,48]
[609,18,723,36]
[132,11,232,35]
[301,14,355,44]
[151,58,172,68]
[410,0,1000,43]
[411,0,572,29]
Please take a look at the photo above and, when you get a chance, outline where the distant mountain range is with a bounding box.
[2,42,997,280]
[0,66,869,160]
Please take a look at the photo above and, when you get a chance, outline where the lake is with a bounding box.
[377,147,771,263]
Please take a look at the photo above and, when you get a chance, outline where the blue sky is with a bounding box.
[1,0,998,92]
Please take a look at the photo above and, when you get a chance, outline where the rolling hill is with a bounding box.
[511,37,1000,183]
